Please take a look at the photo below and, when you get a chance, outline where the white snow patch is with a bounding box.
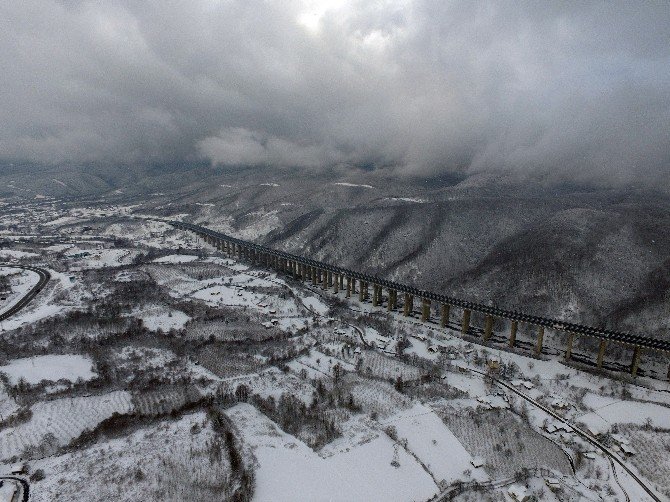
[153,254,199,264]
[129,305,191,331]
[386,197,426,203]
[0,250,38,259]
[334,182,374,189]
[0,355,96,385]
[301,296,329,315]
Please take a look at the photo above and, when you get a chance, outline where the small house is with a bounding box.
[545,478,561,491]
[10,462,26,475]
[455,361,469,373]
[507,485,530,502]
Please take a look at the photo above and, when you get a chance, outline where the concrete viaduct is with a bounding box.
[164,219,670,380]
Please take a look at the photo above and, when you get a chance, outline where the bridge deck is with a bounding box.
[168,220,670,354]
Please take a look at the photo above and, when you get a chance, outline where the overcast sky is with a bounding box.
[1,1,669,185]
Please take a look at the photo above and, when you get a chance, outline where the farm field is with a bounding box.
[0,391,133,461]
[227,403,439,502]
[31,412,240,502]
[0,206,667,502]
[0,354,96,386]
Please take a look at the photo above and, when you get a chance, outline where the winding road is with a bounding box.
[469,368,659,501]
[0,476,29,502]
[0,264,51,322]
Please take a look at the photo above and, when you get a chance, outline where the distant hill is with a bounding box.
[4,162,669,339]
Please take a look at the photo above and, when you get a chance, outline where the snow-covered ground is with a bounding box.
[127,305,191,331]
[0,267,39,315]
[334,182,374,189]
[0,250,39,259]
[0,269,76,331]
[577,400,670,433]
[383,403,489,485]
[0,382,19,420]
[153,254,199,264]
[298,295,329,315]
[31,411,236,502]
[228,403,438,502]
[0,354,96,385]
[0,391,133,460]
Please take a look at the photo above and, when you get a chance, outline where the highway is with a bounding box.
[0,265,51,323]
[166,219,670,355]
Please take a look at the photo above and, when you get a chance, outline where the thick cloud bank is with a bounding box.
[1,1,669,185]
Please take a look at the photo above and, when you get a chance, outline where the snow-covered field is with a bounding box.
[127,305,191,331]
[228,403,438,502]
[1,206,669,501]
[0,391,133,460]
[0,267,39,315]
[383,403,488,485]
[0,354,96,385]
[32,412,237,502]
[0,382,19,420]
[153,254,199,264]
[577,399,670,433]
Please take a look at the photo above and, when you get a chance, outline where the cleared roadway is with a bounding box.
[0,265,51,323]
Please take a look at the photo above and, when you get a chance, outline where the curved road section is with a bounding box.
[0,476,29,502]
[0,265,51,322]
[470,368,662,501]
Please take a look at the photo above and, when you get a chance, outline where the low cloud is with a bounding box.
[197,128,347,169]
[1,1,669,185]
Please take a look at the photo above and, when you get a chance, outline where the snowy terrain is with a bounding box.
[0,354,96,385]
[0,204,667,502]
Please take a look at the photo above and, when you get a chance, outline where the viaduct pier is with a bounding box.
[164,219,670,381]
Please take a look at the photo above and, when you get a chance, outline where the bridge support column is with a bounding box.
[327,271,333,287]
[377,285,383,306]
[597,340,607,369]
[461,309,471,335]
[334,274,339,293]
[322,270,328,290]
[388,289,397,311]
[535,326,544,356]
[440,304,450,328]
[631,346,641,377]
[509,321,518,347]
[346,277,351,298]
[483,315,494,342]
[351,278,356,295]
[339,274,344,290]
[372,285,379,306]
[403,294,411,316]
[359,282,365,302]
[564,332,574,360]
[364,282,370,301]
[421,299,431,321]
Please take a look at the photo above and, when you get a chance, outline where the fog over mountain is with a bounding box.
[1,1,669,186]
